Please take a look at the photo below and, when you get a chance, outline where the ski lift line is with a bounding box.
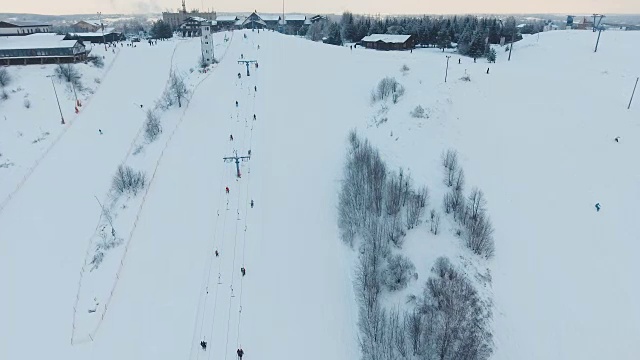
[192,36,240,358]
[234,77,259,349]
[192,156,233,360]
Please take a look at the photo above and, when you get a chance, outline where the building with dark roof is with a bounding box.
[0,33,87,65]
[0,20,52,36]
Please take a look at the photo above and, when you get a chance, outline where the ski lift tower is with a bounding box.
[223,150,251,178]
[238,59,257,76]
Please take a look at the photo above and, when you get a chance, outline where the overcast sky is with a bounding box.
[4,0,640,16]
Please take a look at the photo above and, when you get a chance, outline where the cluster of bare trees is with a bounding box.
[340,133,493,360]
[338,130,429,249]
[441,150,495,259]
[0,68,11,101]
[371,77,406,104]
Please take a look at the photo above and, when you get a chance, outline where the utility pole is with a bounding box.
[46,75,65,124]
[282,0,285,33]
[628,77,639,110]
[593,14,605,53]
[508,25,515,61]
[444,55,451,82]
[97,12,106,51]
[223,150,251,178]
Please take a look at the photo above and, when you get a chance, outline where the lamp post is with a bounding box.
[46,75,65,124]
[445,55,451,83]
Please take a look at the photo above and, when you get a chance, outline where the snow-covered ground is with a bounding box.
[1,29,639,360]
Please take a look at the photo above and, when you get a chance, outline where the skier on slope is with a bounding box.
[230,134,234,141]
[615,136,620,143]
[595,203,601,212]
[254,86,257,92]
[200,340,207,350]
[215,249,219,257]
[236,101,239,107]
[253,114,256,120]
[241,267,246,276]
[250,200,254,208]
[237,348,244,359]
[226,186,230,194]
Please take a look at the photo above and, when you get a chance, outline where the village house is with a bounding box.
[65,27,124,44]
[72,20,102,33]
[360,34,416,51]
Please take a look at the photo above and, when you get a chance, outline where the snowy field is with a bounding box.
[1,29,639,360]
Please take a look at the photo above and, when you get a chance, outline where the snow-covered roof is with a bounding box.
[67,28,119,36]
[261,15,281,22]
[0,33,79,50]
[79,20,102,27]
[285,15,306,21]
[235,19,244,26]
[0,20,51,27]
[361,34,412,43]
[216,16,238,22]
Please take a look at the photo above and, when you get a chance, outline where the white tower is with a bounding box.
[200,20,215,65]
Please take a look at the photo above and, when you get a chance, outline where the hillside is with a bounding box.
[1,29,639,360]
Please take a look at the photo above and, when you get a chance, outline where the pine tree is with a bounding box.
[326,22,343,45]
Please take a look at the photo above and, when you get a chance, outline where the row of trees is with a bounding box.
[441,150,495,258]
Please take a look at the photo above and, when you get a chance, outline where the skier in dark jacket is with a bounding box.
[250,199,254,208]
[237,348,244,359]
[241,267,246,276]
[200,340,207,350]
[595,203,601,212]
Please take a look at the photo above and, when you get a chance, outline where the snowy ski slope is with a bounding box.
[1,28,639,360]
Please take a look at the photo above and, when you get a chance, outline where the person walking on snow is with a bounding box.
[200,341,207,350]
[99,129,103,135]
[615,136,620,143]
[230,134,234,141]
[235,101,239,107]
[241,267,246,276]
[226,186,230,194]
[250,199,254,208]
[215,249,219,257]
[595,203,601,212]
[253,114,256,121]
[254,86,257,92]
[237,348,244,359]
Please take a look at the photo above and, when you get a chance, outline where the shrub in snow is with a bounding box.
[87,54,104,68]
[94,77,101,84]
[460,74,471,82]
[54,64,82,89]
[383,254,415,291]
[144,110,162,143]
[23,98,31,109]
[442,149,459,187]
[198,55,208,69]
[410,105,427,118]
[0,68,11,87]
[405,187,428,229]
[111,164,147,196]
[0,90,8,101]
[400,64,410,75]
[371,77,405,104]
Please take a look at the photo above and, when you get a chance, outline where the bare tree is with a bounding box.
[442,149,459,187]
[405,189,426,230]
[144,110,162,142]
[0,68,11,87]
[464,213,495,259]
[54,64,82,89]
[385,170,403,216]
[406,309,422,356]
[430,210,441,235]
[467,187,487,222]
[169,70,189,107]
